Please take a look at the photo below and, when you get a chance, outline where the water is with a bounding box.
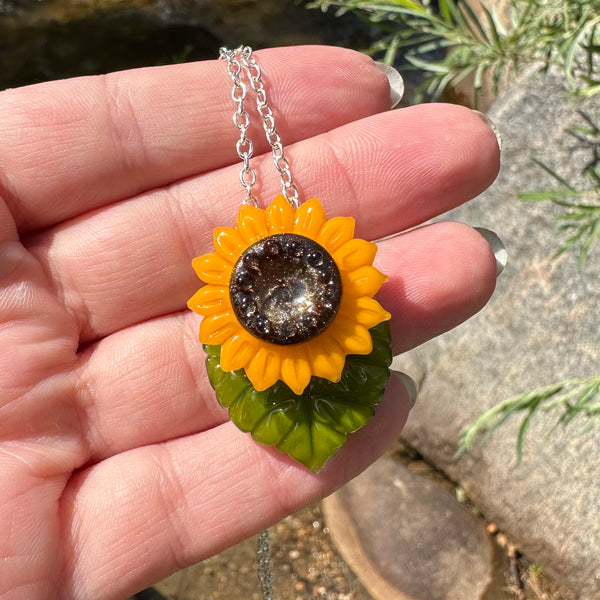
[0,0,377,90]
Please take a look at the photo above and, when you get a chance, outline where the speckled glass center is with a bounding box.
[229,233,342,345]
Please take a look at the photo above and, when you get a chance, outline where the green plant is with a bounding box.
[456,113,600,458]
[519,113,600,270]
[459,113,600,457]
[307,0,600,101]
[457,377,600,461]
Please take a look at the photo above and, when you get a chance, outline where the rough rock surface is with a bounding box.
[398,73,600,600]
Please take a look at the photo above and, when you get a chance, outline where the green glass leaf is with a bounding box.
[204,322,392,472]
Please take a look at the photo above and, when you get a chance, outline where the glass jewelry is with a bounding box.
[188,46,392,472]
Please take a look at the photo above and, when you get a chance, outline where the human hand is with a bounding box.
[0,46,500,599]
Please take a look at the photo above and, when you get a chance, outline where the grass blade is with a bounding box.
[459,0,490,43]
[457,378,600,460]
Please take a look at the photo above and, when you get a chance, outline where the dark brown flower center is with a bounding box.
[229,233,342,345]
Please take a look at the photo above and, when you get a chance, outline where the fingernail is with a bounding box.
[471,109,502,151]
[391,370,418,409]
[375,62,404,108]
[474,228,507,277]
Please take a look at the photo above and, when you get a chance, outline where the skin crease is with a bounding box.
[0,46,500,600]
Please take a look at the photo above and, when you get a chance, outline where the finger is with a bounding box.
[376,221,499,353]
[72,221,496,462]
[30,104,500,342]
[0,196,77,400]
[60,374,410,600]
[0,46,391,233]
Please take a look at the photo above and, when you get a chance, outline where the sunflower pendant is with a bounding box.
[188,195,392,471]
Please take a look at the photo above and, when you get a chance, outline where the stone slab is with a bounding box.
[322,455,496,600]
[397,73,600,600]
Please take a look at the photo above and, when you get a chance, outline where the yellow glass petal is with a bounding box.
[343,266,388,297]
[333,238,378,271]
[293,197,327,239]
[189,194,394,403]
[220,332,257,372]
[245,347,281,392]
[316,216,355,253]
[199,312,238,345]
[305,336,345,382]
[266,194,295,234]
[187,285,229,316]
[329,315,373,355]
[214,227,246,263]
[237,205,268,245]
[339,296,391,329]
[192,253,233,285]
[281,348,312,395]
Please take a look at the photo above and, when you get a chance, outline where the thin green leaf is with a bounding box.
[562,20,590,86]
[585,23,597,77]
[483,4,505,46]
[457,377,600,460]
[459,0,490,43]
[449,64,478,87]
[377,0,428,11]
[518,189,592,203]
[515,406,537,462]
[473,61,486,92]
[405,54,453,73]
[532,158,578,190]
[578,219,600,269]
[383,35,401,64]
[445,0,477,39]
[438,0,452,23]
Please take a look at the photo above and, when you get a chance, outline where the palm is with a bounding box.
[0,46,499,600]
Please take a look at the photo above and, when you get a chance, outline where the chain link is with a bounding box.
[256,529,275,600]
[219,45,299,209]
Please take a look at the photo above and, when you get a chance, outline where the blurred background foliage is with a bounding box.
[0,0,379,89]
[308,0,600,103]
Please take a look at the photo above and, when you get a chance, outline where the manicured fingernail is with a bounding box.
[375,62,404,108]
[471,109,502,151]
[474,228,507,276]
[391,370,417,409]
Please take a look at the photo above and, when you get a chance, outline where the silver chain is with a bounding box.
[220,46,283,600]
[219,45,299,209]
[256,529,275,600]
